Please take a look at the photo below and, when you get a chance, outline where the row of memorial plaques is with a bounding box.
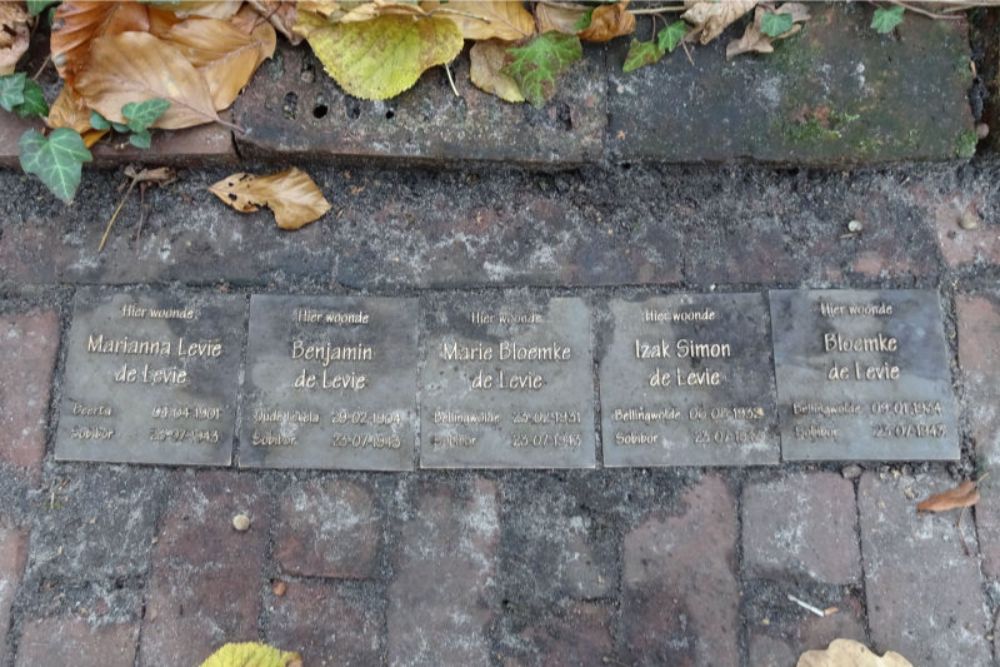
[54,288,960,469]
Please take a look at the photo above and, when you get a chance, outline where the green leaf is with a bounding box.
[0,73,26,113]
[503,32,582,108]
[760,11,794,37]
[18,128,93,204]
[15,80,48,119]
[657,21,688,53]
[90,111,111,131]
[129,130,152,149]
[623,40,664,73]
[122,98,171,133]
[574,8,594,31]
[111,121,130,133]
[26,0,58,16]
[871,5,904,34]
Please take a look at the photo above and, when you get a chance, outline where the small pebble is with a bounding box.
[959,209,980,230]
[232,513,251,532]
[976,122,990,139]
[842,464,863,480]
[272,580,287,597]
[847,220,863,233]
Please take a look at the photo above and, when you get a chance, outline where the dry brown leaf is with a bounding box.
[470,40,524,103]
[683,0,757,44]
[209,168,332,230]
[46,85,91,133]
[421,0,534,41]
[248,0,305,43]
[579,1,635,42]
[166,1,244,20]
[51,1,151,86]
[535,1,589,34]
[726,3,807,59]
[75,31,220,130]
[339,0,431,23]
[163,16,276,111]
[916,480,980,513]
[0,1,30,75]
[797,639,912,667]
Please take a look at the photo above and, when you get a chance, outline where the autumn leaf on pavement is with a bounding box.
[0,2,30,76]
[535,1,591,35]
[579,2,635,43]
[210,167,332,230]
[623,39,664,73]
[297,11,462,101]
[916,480,980,513]
[470,40,525,103]
[162,14,277,111]
[50,1,151,86]
[19,128,93,204]
[682,0,758,44]
[871,5,905,34]
[797,638,912,667]
[248,0,305,45]
[422,0,534,42]
[199,642,302,667]
[727,3,809,60]
[504,32,582,108]
[75,31,220,129]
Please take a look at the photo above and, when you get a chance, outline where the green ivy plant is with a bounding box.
[90,98,171,149]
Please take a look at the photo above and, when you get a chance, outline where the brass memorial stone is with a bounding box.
[55,290,246,466]
[770,289,959,461]
[420,294,596,468]
[600,293,780,466]
[240,295,418,470]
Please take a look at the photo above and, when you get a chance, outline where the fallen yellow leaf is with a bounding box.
[199,641,302,667]
[579,1,636,43]
[797,639,912,667]
[422,0,535,42]
[470,40,525,103]
[210,168,332,230]
[75,31,221,130]
[916,480,980,513]
[297,10,463,101]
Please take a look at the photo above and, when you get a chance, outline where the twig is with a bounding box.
[31,55,50,81]
[888,0,965,20]
[680,36,695,67]
[787,594,826,618]
[630,5,686,15]
[444,62,460,98]
[133,183,149,250]
[99,178,138,252]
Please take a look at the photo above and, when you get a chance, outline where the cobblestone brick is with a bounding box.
[501,603,614,667]
[745,588,866,666]
[0,523,27,664]
[265,580,382,667]
[0,310,60,473]
[928,191,1000,268]
[957,294,1000,577]
[387,477,499,667]
[139,472,269,667]
[742,473,861,585]
[858,471,991,665]
[275,479,379,579]
[622,474,740,666]
[15,617,138,667]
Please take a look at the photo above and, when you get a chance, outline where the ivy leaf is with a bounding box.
[0,72,26,112]
[623,40,664,73]
[503,32,582,108]
[89,110,110,131]
[574,8,594,31]
[760,11,794,37]
[15,79,48,118]
[26,0,58,17]
[199,642,302,667]
[871,5,904,34]
[129,129,152,149]
[122,98,170,133]
[657,20,688,53]
[18,128,93,203]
